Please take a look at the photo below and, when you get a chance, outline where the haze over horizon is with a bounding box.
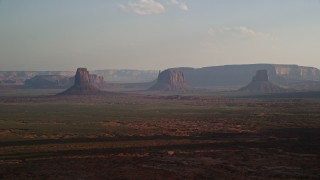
[1,0,320,71]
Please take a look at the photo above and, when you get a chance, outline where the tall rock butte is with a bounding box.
[59,68,101,95]
[239,69,286,93]
[149,69,188,91]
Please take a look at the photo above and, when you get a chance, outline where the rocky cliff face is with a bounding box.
[239,69,287,93]
[59,68,101,95]
[74,68,90,87]
[149,69,188,91]
[89,74,105,87]
[274,65,320,80]
[67,74,105,89]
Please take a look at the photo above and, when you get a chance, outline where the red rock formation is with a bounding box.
[239,69,287,93]
[59,68,101,95]
[89,74,105,88]
[149,69,188,91]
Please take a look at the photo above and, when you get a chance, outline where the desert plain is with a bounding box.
[0,90,319,179]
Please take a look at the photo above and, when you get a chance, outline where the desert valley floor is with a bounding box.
[0,91,319,179]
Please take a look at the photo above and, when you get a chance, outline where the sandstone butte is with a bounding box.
[59,68,101,95]
[149,69,188,91]
[239,69,287,93]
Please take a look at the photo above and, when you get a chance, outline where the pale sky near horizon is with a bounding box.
[0,0,320,71]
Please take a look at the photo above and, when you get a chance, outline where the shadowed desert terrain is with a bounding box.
[0,91,319,179]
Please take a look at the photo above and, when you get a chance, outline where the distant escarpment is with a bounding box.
[149,69,188,91]
[59,68,101,95]
[0,71,74,85]
[173,64,320,89]
[92,69,158,83]
[239,70,287,93]
[25,75,72,89]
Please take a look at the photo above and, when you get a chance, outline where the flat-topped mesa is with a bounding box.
[149,69,188,91]
[239,69,286,93]
[59,68,101,95]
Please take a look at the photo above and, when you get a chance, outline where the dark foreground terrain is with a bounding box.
[0,92,319,179]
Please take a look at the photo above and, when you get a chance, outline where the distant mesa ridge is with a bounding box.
[239,69,287,93]
[173,64,320,88]
[59,68,101,95]
[25,75,72,89]
[149,69,188,91]
[1,64,320,91]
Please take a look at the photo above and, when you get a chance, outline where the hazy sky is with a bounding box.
[0,0,320,71]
